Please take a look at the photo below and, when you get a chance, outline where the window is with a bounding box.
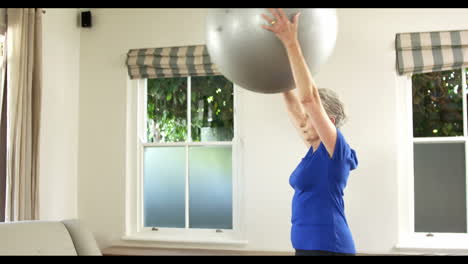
[412,69,468,234]
[398,68,468,250]
[134,75,241,240]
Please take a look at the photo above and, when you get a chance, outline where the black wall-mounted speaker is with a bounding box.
[81,11,92,28]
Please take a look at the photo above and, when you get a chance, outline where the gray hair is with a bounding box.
[318,88,347,128]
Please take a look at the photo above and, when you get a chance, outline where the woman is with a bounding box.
[261,9,358,256]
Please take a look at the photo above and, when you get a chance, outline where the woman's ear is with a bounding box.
[330,116,336,125]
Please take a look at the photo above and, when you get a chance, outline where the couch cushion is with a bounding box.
[62,219,101,256]
[0,221,77,255]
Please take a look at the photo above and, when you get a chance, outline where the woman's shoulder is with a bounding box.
[331,128,357,159]
[333,128,358,169]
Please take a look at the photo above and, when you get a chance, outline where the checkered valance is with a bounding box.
[396,30,468,75]
[126,45,221,79]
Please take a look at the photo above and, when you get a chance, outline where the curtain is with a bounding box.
[0,8,6,122]
[396,30,468,75]
[0,9,6,35]
[126,45,220,79]
[0,33,5,222]
[0,7,6,222]
[4,8,42,221]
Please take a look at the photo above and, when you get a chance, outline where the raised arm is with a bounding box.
[262,8,337,157]
[282,90,313,146]
[282,90,306,128]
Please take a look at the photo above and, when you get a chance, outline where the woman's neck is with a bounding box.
[310,139,321,152]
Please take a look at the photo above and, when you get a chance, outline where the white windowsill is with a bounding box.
[122,235,249,246]
[395,240,468,255]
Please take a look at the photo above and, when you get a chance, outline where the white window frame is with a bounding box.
[124,76,247,246]
[396,68,468,254]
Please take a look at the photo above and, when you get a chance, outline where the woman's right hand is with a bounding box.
[261,8,301,48]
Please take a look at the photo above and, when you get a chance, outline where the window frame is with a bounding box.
[124,76,247,246]
[396,68,468,253]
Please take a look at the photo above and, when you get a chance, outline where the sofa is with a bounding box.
[0,219,101,256]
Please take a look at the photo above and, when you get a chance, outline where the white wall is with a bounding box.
[77,8,468,254]
[78,8,209,248]
[40,8,80,221]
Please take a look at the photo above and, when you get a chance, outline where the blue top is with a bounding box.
[289,128,358,254]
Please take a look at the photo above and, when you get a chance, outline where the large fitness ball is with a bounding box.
[205,8,338,94]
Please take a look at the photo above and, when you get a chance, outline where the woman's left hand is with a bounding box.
[261,8,301,47]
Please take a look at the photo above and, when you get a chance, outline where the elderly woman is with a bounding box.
[261,9,358,256]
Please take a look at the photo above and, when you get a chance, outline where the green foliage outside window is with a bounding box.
[412,69,467,137]
[147,76,234,143]
[147,78,187,142]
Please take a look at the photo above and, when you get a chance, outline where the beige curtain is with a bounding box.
[0,8,6,121]
[0,8,6,35]
[0,8,5,222]
[4,8,42,221]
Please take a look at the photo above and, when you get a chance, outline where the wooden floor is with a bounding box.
[102,246,294,256]
[102,246,420,256]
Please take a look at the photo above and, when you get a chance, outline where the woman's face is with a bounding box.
[303,117,319,143]
[305,126,319,144]
[304,116,336,144]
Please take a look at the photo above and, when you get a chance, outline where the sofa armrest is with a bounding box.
[62,219,102,256]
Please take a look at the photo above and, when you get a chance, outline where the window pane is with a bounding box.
[191,76,234,142]
[144,147,185,228]
[413,143,467,233]
[147,78,187,143]
[412,70,463,137]
[189,146,232,229]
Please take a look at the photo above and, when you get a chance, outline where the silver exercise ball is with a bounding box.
[205,8,338,94]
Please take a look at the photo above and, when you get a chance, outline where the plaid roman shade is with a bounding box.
[126,45,221,79]
[396,30,468,75]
